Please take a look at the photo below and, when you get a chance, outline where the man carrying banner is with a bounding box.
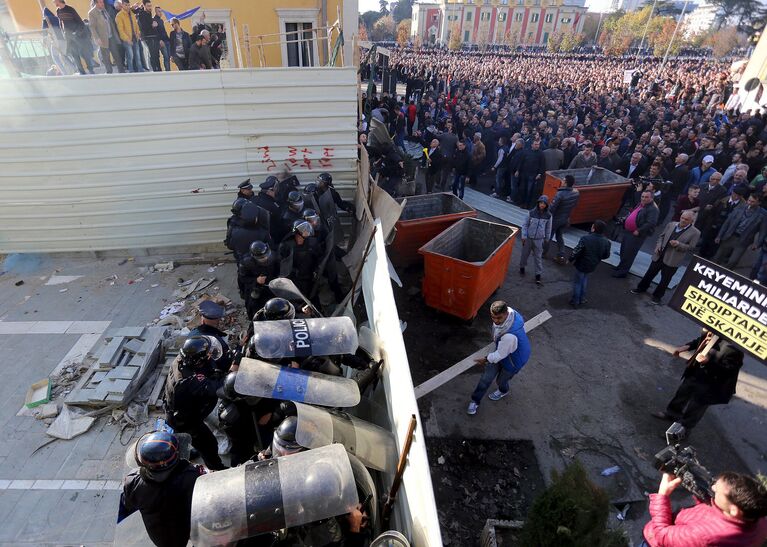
[651,330,744,439]
[631,211,700,305]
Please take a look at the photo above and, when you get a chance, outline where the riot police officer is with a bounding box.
[164,337,227,470]
[228,202,272,263]
[119,430,206,547]
[279,220,322,297]
[253,297,296,322]
[275,174,301,207]
[276,191,305,243]
[316,172,355,222]
[235,179,255,203]
[238,240,280,320]
[254,176,282,236]
[189,301,233,374]
[225,197,249,250]
[302,208,328,245]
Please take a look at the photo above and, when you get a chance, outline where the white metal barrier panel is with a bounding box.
[0,68,357,252]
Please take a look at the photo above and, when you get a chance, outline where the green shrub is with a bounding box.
[520,460,629,547]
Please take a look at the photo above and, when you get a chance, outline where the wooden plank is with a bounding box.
[414,310,552,399]
[462,188,685,289]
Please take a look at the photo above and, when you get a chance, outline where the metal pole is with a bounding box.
[636,0,658,59]
[660,0,689,70]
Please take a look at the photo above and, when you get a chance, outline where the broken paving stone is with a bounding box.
[152,261,174,272]
[36,402,59,419]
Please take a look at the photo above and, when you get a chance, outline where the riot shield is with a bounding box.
[190,444,358,547]
[294,403,397,473]
[250,317,358,359]
[241,202,260,224]
[318,189,338,226]
[234,358,361,407]
[268,277,320,317]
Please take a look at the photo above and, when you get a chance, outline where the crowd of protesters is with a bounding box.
[361,46,767,295]
[42,0,223,75]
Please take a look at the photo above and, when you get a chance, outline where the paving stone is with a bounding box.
[0,479,10,489]
[105,393,124,403]
[61,480,90,490]
[105,366,139,381]
[111,327,146,339]
[98,338,123,365]
[122,338,144,354]
[8,479,35,489]
[104,480,122,490]
[90,371,107,383]
[32,479,64,490]
[103,378,131,394]
[65,321,111,334]
[86,480,106,490]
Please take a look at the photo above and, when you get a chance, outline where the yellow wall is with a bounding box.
[6,0,348,67]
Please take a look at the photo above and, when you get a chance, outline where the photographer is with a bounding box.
[642,471,767,546]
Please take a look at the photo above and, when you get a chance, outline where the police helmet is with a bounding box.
[135,431,179,472]
[264,175,279,187]
[180,336,211,369]
[231,197,249,215]
[316,172,333,188]
[287,191,304,212]
[249,240,271,263]
[271,416,303,457]
[221,371,239,400]
[303,182,318,195]
[292,219,314,239]
[302,208,321,228]
[262,297,296,320]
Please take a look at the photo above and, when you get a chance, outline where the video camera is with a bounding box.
[654,442,714,503]
[638,176,672,192]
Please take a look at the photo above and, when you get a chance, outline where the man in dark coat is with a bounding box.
[613,190,659,277]
[697,175,742,257]
[423,138,444,193]
[568,220,611,308]
[227,203,272,263]
[188,300,232,374]
[53,0,94,74]
[133,0,160,71]
[515,139,546,208]
[451,140,471,199]
[546,174,580,264]
[168,17,191,70]
[652,330,744,437]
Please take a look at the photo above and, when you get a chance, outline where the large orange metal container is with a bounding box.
[390,193,477,267]
[418,218,518,320]
[543,167,630,225]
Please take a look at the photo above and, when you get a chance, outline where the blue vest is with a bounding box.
[497,311,531,374]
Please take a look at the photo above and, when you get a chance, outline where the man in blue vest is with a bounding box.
[467,300,531,415]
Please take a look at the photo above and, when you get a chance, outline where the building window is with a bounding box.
[514,12,523,21]
[484,0,490,4]
[533,0,540,5]
[285,22,314,67]
[544,13,553,22]
[481,12,491,21]
[464,30,470,41]
[543,31,549,43]
[498,12,507,22]
[561,17,571,23]
[501,0,509,4]
[466,11,473,21]
[517,0,524,5]
[530,13,539,22]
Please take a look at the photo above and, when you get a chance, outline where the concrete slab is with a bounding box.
[61,479,90,490]
[65,321,112,334]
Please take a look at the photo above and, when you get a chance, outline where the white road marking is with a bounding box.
[0,479,121,491]
[0,320,110,335]
[414,310,552,399]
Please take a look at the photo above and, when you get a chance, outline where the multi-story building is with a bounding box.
[683,1,720,37]
[411,0,587,47]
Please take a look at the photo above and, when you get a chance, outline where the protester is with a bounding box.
[88,0,124,74]
[53,0,94,75]
[568,220,611,308]
[613,191,659,278]
[713,193,767,269]
[168,17,191,70]
[187,29,212,70]
[115,0,143,72]
[546,174,580,264]
[519,195,552,286]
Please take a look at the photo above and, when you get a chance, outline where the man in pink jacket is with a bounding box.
[642,471,767,546]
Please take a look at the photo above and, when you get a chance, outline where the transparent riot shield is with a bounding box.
[234,358,360,407]
[294,403,397,473]
[250,317,358,359]
[190,444,358,547]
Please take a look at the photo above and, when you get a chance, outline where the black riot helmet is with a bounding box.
[231,197,249,215]
[316,172,333,189]
[249,240,271,263]
[302,208,320,229]
[292,219,314,239]
[303,182,318,195]
[180,336,212,370]
[262,297,296,320]
[264,175,279,188]
[221,371,239,400]
[271,416,303,457]
[287,191,304,212]
[135,431,180,474]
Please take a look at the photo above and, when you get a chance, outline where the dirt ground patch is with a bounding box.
[426,437,544,546]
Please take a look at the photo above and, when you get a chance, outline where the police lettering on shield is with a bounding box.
[290,319,313,356]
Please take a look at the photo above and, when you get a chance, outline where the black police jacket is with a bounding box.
[238,254,279,297]
[229,225,272,261]
[254,192,282,234]
[164,356,220,426]
[119,460,204,547]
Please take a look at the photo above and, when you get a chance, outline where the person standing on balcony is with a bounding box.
[188,29,212,70]
[168,17,190,70]
[115,0,143,72]
[153,6,171,71]
[53,0,94,75]
[133,0,160,71]
[88,0,124,73]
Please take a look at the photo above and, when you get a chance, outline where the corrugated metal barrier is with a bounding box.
[0,68,358,252]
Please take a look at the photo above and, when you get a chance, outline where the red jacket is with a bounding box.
[643,494,767,547]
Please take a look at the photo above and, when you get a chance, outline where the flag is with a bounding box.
[329,30,345,67]
[161,6,200,21]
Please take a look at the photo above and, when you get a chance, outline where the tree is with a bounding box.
[358,23,369,42]
[379,0,390,15]
[547,30,565,52]
[391,0,414,24]
[560,29,584,51]
[396,19,411,46]
[476,26,490,50]
[505,28,521,48]
[448,22,462,50]
[704,26,749,57]
[360,10,383,32]
[371,14,396,41]
[649,17,680,56]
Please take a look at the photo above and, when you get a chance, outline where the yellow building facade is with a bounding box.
[5,0,357,68]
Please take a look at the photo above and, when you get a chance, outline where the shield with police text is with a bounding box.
[234,358,361,407]
[294,402,398,472]
[250,316,358,359]
[190,444,358,547]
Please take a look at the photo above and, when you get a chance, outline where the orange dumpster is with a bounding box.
[542,167,630,225]
[418,218,518,320]
[390,193,476,267]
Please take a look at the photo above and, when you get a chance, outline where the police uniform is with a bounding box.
[164,354,226,470]
[119,460,205,547]
[235,179,254,203]
[238,252,280,320]
[189,301,233,374]
[279,236,322,297]
[228,203,273,262]
[254,178,282,236]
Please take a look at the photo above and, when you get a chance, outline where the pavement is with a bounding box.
[0,253,239,546]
